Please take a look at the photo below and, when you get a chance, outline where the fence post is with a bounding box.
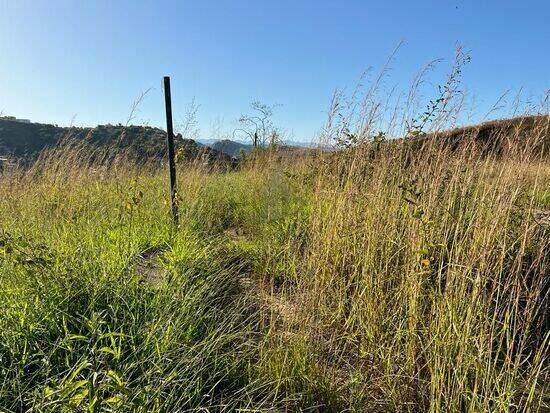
[163,76,179,226]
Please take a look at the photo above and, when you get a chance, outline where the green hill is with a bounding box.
[0,119,168,159]
[0,119,231,164]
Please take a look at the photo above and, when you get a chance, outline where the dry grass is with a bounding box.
[0,59,548,410]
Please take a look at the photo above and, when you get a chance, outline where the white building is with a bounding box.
[0,116,31,123]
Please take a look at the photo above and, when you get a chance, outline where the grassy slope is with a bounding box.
[0,120,232,167]
[418,115,550,156]
[0,132,549,411]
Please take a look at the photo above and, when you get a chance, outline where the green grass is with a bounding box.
[0,137,548,411]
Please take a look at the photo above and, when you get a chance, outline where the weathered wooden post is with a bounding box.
[163,76,178,226]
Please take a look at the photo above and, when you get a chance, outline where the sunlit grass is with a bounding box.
[0,117,548,411]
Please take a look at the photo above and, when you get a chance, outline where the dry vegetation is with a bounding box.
[0,58,549,411]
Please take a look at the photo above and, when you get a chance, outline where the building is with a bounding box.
[0,156,16,173]
[0,116,31,123]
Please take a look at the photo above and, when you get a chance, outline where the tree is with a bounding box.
[233,100,282,147]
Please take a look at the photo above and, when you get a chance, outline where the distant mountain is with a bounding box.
[200,139,329,157]
[177,138,234,166]
[0,119,232,165]
[210,140,252,157]
[195,138,224,146]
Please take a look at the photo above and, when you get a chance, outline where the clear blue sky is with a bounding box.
[1,0,548,142]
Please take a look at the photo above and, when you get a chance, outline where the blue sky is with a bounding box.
[0,0,548,142]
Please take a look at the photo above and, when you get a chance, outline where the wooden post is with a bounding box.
[163,76,178,226]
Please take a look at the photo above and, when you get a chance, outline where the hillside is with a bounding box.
[0,119,232,164]
[416,114,550,155]
[210,139,252,157]
[0,118,313,166]
[2,115,548,167]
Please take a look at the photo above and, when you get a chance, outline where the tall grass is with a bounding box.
[0,86,548,411]
[289,142,549,411]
